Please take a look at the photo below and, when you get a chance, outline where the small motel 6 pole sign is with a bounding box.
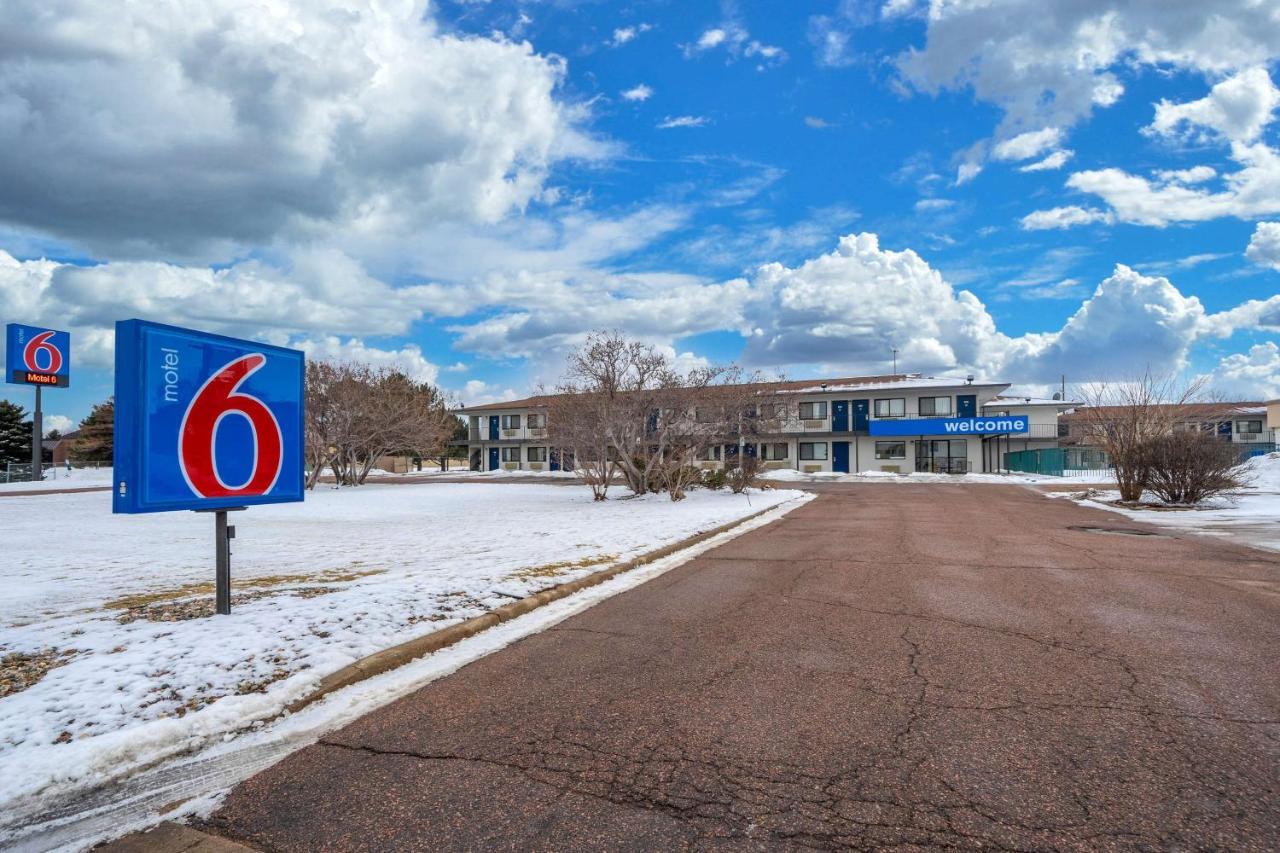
[6,323,72,482]
[113,320,304,614]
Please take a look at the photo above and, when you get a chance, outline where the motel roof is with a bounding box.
[454,373,1010,414]
[1059,402,1267,421]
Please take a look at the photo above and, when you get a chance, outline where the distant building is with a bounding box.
[453,373,1077,475]
[48,430,80,466]
[1059,402,1276,447]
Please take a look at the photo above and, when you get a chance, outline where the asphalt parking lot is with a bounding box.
[202,484,1280,850]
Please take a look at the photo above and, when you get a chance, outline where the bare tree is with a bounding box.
[1075,372,1219,502]
[544,391,614,500]
[305,362,455,489]
[1141,430,1247,505]
[549,331,782,501]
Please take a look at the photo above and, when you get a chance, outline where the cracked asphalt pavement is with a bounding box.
[203,485,1280,851]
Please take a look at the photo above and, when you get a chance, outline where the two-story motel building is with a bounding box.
[455,373,1074,476]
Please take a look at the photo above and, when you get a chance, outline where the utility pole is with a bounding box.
[892,348,899,375]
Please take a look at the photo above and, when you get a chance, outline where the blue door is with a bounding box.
[853,400,869,431]
[832,441,850,473]
[957,394,977,418]
[549,449,560,472]
[488,448,499,470]
[832,400,849,432]
[488,415,500,440]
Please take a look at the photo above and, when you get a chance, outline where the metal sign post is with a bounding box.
[200,506,246,614]
[31,384,41,481]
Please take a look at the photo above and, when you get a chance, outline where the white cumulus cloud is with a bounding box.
[1147,67,1280,145]
[1199,342,1280,399]
[298,337,441,385]
[658,115,708,129]
[1020,206,1114,230]
[1246,221,1280,271]
[621,84,653,102]
[0,0,601,261]
[993,128,1063,161]
[1020,150,1074,172]
[898,1,1279,132]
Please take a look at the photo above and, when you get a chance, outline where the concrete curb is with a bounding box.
[284,499,789,715]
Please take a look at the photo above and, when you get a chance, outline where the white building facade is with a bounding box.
[454,374,1074,475]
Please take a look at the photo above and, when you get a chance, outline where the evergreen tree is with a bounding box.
[0,400,30,466]
[72,398,114,463]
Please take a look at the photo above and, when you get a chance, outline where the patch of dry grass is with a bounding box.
[1,648,77,698]
[103,566,384,619]
[504,553,617,581]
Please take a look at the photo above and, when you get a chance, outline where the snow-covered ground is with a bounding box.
[1071,453,1280,553]
[762,468,1116,485]
[364,467,579,479]
[0,467,113,492]
[0,482,802,818]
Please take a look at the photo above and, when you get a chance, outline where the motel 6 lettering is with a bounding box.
[113,320,304,514]
[868,416,1029,437]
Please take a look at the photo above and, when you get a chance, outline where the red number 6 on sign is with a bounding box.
[178,354,284,498]
[23,330,63,373]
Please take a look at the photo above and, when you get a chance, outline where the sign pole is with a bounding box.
[203,506,245,615]
[215,510,231,615]
[31,383,42,481]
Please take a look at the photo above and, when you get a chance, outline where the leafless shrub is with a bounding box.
[1140,430,1248,505]
[1075,372,1218,502]
[728,453,762,494]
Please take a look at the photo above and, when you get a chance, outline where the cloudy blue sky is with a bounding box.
[2,0,1279,431]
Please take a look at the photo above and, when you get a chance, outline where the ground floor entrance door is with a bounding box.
[832,441,851,473]
[915,439,968,474]
[488,447,500,471]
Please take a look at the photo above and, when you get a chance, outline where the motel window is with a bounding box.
[1237,420,1263,434]
[798,401,828,420]
[799,442,828,461]
[874,398,905,418]
[874,441,906,460]
[501,447,520,462]
[919,396,952,416]
[698,445,723,461]
[528,447,548,462]
[757,402,785,421]
[527,413,546,429]
[501,414,521,429]
[761,442,789,460]
[695,406,721,423]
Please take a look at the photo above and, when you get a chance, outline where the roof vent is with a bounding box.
[966,375,974,384]
[1052,392,1061,401]
[821,383,828,390]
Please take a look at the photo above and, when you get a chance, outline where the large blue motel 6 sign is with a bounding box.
[869,416,1029,437]
[113,320,305,514]
[6,323,71,387]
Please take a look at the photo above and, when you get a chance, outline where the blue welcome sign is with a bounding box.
[6,323,71,387]
[869,416,1029,436]
[113,320,305,514]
